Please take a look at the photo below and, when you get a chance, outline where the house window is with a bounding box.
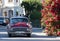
[8,0,13,2]
[0,0,2,3]
[9,10,13,18]
[16,0,18,2]
[16,11,18,16]
[3,12,7,16]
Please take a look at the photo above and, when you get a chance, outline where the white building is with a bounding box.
[0,0,25,18]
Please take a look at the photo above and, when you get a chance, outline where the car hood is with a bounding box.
[11,22,29,27]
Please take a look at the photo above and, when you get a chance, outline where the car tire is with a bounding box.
[8,33,12,37]
[27,33,31,37]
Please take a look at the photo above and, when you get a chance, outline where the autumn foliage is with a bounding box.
[41,0,60,36]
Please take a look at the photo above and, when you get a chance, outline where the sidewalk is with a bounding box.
[32,32,47,36]
[32,28,47,36]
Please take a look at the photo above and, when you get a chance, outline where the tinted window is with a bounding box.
[10,18,28,24]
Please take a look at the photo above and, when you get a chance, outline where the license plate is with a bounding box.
[15,31,24,33]
[15,31,24,35]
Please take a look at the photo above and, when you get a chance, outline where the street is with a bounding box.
[0,26,60,41]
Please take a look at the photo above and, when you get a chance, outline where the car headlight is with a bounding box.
[27,28,30,31]
[4,20,6,23]
[27,23,30,26]
[27,23,32,28]
[7,24,13,30]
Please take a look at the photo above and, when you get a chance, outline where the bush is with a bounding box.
[41,0,60,36]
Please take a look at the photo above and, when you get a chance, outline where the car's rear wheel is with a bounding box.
[27,33,31,37]
[8,33,12,37]
[3,23,7,26]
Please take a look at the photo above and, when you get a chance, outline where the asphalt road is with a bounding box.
[0,26,60,41]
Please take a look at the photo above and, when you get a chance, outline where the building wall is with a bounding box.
[0,0,3,16]
[3,0,22,7]
[3,0,14,7]
[0,0,25,18]
[0,8,2,16]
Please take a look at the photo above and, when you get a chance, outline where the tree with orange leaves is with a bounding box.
[41,0,60,36]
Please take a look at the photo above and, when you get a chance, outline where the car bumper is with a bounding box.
[7,27,32,36]
[8,31,31,33]
[8,31,32,36]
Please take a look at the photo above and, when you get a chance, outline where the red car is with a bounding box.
[7,16,32,37]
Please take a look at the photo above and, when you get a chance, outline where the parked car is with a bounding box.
[7,16,32,37]
[0,17,7,26]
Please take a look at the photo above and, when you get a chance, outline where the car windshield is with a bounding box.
[10,18,28,24]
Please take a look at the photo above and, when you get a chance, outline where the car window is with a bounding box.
[0,18,4,21]
[10,18,28,24]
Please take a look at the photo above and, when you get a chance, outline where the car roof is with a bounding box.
[10,16,28,19]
